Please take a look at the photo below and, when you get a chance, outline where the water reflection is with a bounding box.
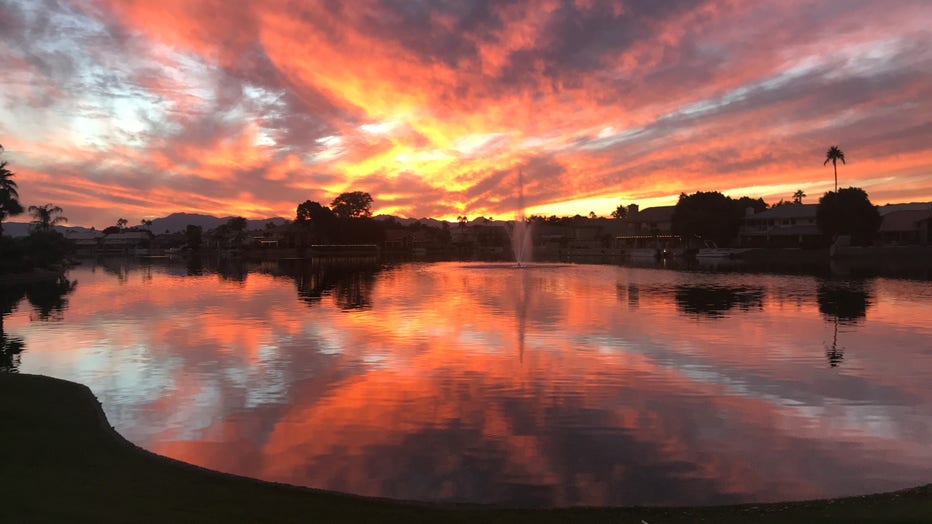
[0,284,27,372]
[10,261,932,507]
[816,279,875,368]
[816,279,873,323]
[281,258,380,310]
[1,276,77,372]
[674,285,764,317]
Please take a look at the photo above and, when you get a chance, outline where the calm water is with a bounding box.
[4,259,932,507]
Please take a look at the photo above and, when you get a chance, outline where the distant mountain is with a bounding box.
[2,222,96,238]
[2,214,289,237]
[373,215,455,228]
[147,213,288,234]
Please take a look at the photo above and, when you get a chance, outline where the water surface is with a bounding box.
[5,259,932,507]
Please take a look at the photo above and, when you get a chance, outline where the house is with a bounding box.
[623,205,675,235]
[100,231,151,253]
[383,229,412,252]
[66,230,104,255]
[739,204,822,248]
[877,209,932,245]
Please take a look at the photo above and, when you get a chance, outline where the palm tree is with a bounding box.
[0,145,24,236]
[28,204,67,232]
[793,189,806,205]
[824,146,846,192]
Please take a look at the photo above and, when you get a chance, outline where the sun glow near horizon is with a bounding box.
[1,1,931,227]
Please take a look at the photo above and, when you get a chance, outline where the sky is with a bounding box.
[1,0,931,228]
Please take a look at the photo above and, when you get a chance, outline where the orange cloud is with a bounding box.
[0,0,930,226]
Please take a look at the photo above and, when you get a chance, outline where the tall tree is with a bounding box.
[226,216,248,247]
[816,187,881,245]
[672,192,767,247]
[793,189,806,205]
[0,145,24,236]
[28,204,67,232]
[824,145,846,192]
[330,191,373,219]
[296,200,334,225]
[671,191,738,247]
[185,224,203,251]
[116,217,128,230]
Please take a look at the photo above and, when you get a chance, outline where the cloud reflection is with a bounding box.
[9,261,932,506]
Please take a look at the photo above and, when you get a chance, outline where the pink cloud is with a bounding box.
[0,0,930,225]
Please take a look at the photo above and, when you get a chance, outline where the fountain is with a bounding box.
[509,169,533,266]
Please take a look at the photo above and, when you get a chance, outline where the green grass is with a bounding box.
[1,373,929,523]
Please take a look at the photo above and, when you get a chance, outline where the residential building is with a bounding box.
[739,204,822,248]
[878,208,932,246]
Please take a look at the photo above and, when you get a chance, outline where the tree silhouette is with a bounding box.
[226,216,248,248]
[610,204,628,219]
[793,190,806,205]
[185,224,203,251]
[296,200,334,225]
[0,145,24,236]
[816,187,881,245]
[672,191,736,247]
[116,217,128,230]
[28,204,67,232]
[330,191,373,219]
[824,146,846,192]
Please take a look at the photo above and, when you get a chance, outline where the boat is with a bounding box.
[695,241,752,259]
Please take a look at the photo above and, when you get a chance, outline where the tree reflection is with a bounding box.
[674,285,764,317]
[216,258,248,283]
[816,280,872,322]
[0,284,26,372]
[25,276,77,321]
[816,279,874,367]
[0,332,25,372]
[186,255,204,276]
[283,257,380,311]
[0,276,77,372]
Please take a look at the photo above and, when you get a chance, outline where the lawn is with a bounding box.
[1,373,928,523]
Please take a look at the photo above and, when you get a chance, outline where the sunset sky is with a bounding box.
[2,0,931,227]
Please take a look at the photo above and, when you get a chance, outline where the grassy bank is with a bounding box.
[1,373,929,523]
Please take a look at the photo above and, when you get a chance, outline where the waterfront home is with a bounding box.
[66,230,104,255]
[622,205,675,235]
[877,208,932,246]
[100,231,151,254]
[739,203,822,248]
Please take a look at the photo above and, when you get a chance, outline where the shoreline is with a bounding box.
[1,372,929,522]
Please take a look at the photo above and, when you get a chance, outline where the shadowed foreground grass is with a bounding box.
[1,373,929,523]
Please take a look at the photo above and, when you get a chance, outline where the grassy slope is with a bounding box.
[1,373,929,523]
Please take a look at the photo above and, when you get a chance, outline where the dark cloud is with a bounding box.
[2,0,932,225]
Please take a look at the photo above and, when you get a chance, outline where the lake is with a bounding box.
[3,258,931,507]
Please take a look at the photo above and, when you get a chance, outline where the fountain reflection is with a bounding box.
[11,263,932,507]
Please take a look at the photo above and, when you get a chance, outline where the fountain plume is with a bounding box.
[510,169,533,266]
